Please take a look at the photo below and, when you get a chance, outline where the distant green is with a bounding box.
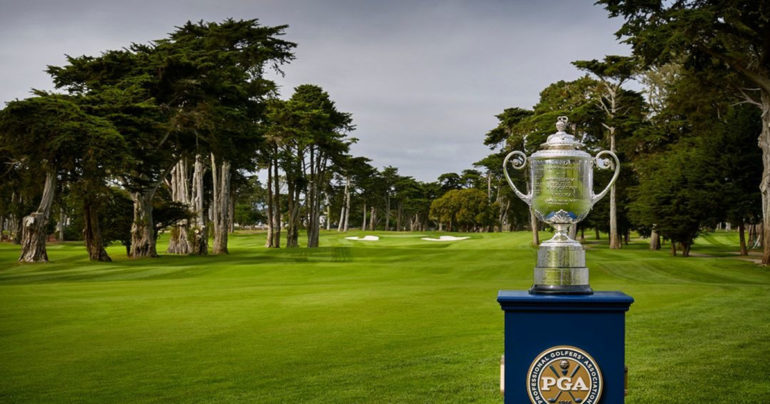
[0,231,768,403]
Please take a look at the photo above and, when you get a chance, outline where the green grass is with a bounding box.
[0,230,768,403]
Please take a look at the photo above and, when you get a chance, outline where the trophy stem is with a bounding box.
[548,223,572,243]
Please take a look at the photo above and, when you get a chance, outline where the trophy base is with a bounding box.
[529,283,593,295]
[531,266,592,295]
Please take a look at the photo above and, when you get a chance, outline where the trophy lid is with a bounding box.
[542,116,584,150]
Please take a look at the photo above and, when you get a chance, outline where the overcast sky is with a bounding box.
[0,0,631,181]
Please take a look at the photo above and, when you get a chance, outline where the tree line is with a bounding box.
[0,18,510,264]
[2,1,768,262]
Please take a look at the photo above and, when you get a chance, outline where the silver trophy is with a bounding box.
[503,116,620,294]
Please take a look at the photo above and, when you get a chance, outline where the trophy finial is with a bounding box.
[556,116,568,132]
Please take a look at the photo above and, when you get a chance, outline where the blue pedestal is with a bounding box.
[498,291,633,404]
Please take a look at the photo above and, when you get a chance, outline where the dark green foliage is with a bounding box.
[598,0,769,84]
[233,175,267,228]
[429,188,493,231]
[65,188,134,248]
[0,94,122,175]
[625,62,761,254]
[629,144,720,255]
[156,19,296,167]
[597,0,770,259]
[713,106,763,225]
[100,189,134,253]
[483,108,533,149]
[437,172,462,194]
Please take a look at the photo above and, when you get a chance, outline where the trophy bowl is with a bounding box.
[530,151,593,225]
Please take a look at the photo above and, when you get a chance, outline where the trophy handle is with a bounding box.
[503,150,532,204]
[591,150,621,206]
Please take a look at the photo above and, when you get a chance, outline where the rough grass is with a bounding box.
[0,230,768,403]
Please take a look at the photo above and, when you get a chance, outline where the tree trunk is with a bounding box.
[228,191,235,234]
[670,240,677,256]
[369,206,376,231]
[210,154,231,254]
[337,205,345,232]
[650,227,661,250]
[12,213,22,244]
[499,199,509,232]
[190,154,208,255]
[286,178,300,248]
[529,206,539,246]
[362,201,367,231]
[608,168,621,249]
[83,197,111,262]
[385,195,390,231]
[306,147,324,248]
[396,201,402,231]
[307,148,316,247]
[266,159,274,247]
[58,206,65,241]
[19,170,56,263]
[270,159,281,248]
[739,222,748,256]
[343,178,351,232]
[167,158,192,255]
[682,242,691,257]
[595,227,600,240]
[604,86,621,250]
[325,195,331,231]
[760,90,770,264]
[487,170,492,200]
[129,189,157,258]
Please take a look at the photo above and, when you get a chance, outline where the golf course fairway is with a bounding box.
[0,230,768,403]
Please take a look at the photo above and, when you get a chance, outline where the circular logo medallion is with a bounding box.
[526,345,603,404]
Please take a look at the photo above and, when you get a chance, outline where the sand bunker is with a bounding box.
[421,236,470,242]
[345,235,380,241]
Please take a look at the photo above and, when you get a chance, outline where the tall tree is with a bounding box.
[335,156,372,232]
[381,166,400,231]
[629,143,719,256]
[0,94,122,262]
[49,19,295,258]
[573,56,638,248]
[497,78,605,244]
[480,108,534,232]
[49,48,178,258]
[711,105,763,255]
[597,1,770,262]
[263,98,288,248]
[269,85,353,247]
[157,19,296,254]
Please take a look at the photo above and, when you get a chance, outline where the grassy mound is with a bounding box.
[0,231,768,402]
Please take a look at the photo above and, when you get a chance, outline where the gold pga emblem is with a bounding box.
[526,346,603,404]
